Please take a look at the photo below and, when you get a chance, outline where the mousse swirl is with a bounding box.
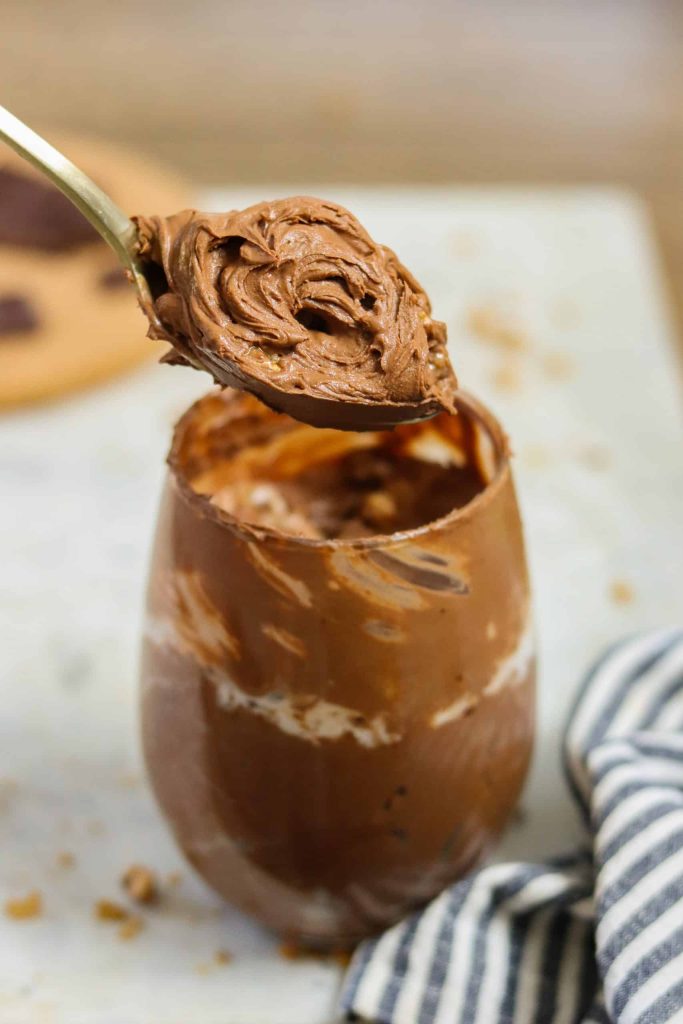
[135,197,456,429]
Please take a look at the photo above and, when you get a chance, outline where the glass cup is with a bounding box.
[140,389,534,946]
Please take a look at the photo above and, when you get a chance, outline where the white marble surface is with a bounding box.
[1,188,683,1024]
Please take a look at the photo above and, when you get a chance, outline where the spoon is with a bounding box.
[0,104,155,311]
[0,106,453,431]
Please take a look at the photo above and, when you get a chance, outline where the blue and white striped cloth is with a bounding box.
[340,628,683,1024]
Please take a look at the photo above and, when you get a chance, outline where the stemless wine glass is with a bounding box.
[140,389,534,947]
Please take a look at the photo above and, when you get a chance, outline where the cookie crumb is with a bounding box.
[121,864,158,905]
[542,350,574,380]
[215,949,233,965]
[94,899,128,922]
[56,851,76,869]
[118,915,145,941]
[491,360,523,394]
[467,304,529,351]
[610,580,635,606]
[450,230,482,259]
[5,890,42,920]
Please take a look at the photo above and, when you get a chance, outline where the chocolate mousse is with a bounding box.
[189,396,485,541]
[141,390,534,944]
[134,197,457,430]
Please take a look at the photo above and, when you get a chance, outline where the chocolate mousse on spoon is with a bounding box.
[0,106,456,430]
[134,198,457,430]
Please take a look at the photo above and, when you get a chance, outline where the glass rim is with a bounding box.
[167,388,512,551]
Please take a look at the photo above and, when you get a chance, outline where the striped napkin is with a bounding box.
[340,628,683,1024]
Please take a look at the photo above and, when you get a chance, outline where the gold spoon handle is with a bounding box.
[0,104,152,304]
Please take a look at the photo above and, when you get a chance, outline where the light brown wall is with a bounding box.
[3,1,683,339]
[1,0,682,185]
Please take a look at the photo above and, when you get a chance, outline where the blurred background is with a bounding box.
[3,0,683,341]
[3,5,683,1017]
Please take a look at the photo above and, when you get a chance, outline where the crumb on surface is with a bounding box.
[467,304,529,351]
[118,915,145,941]
[165,871,183,888]
[491,360,523,394]
[215,949,233,965]
[121,864,158,905]
[450,230,482,258]
[610,580,635,606]
[4,890,42,920]
[95,897,146,939]
[542,350,575,380]
[94,899,128,922]
[56,851,76,869]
